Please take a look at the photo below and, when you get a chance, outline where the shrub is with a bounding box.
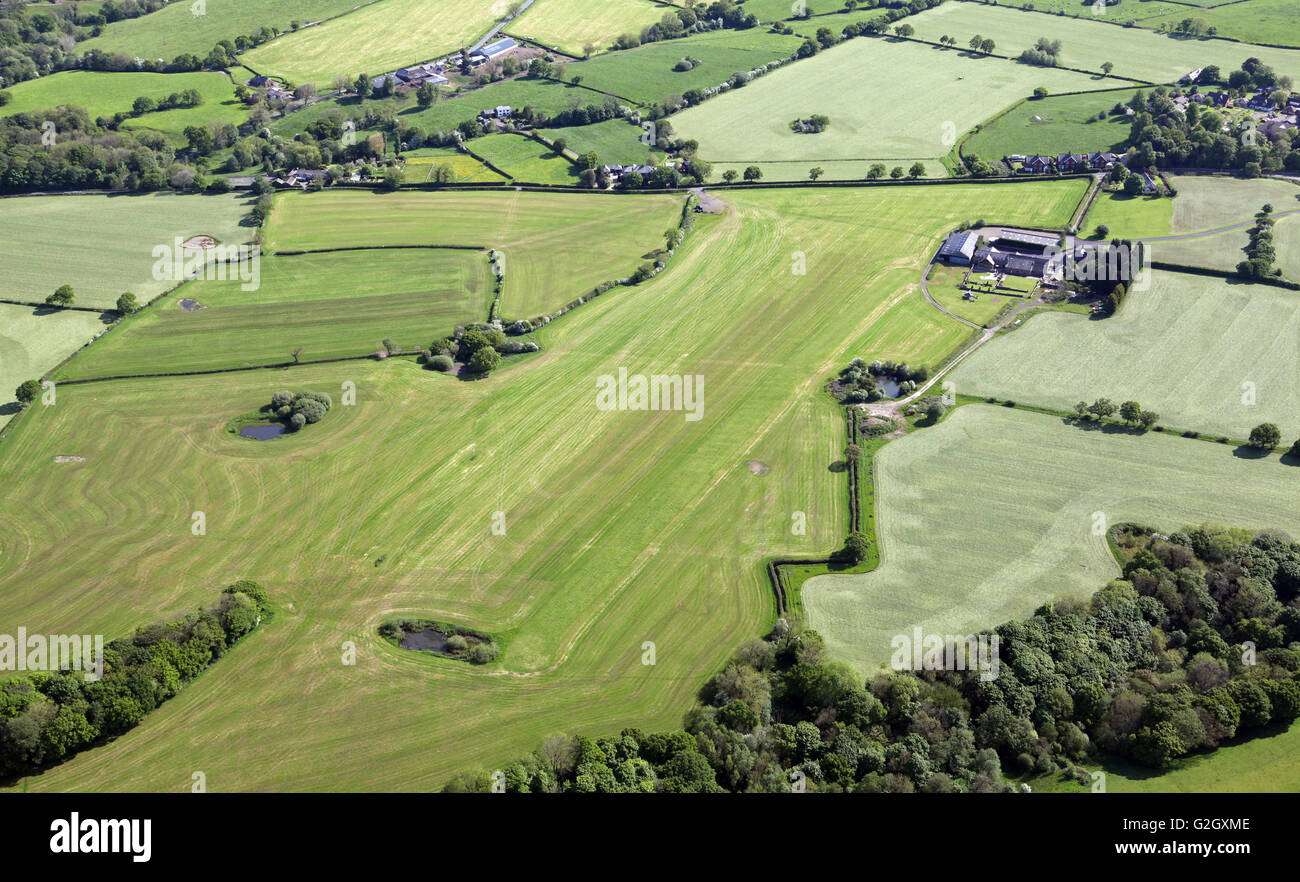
[445,634,469,652]
[467,346,502,374]
[429,354,454,372]
[469,642,499,664]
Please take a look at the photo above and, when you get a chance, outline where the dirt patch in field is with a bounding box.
[181,236,216,249]
[53,455,84,463]
[179,299,207,311]
[747,460,771,476]
[692,187,727,214]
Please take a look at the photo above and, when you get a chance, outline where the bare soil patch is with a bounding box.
[181,236,216,249]
[53,455,85,463]
[746,460,771,476]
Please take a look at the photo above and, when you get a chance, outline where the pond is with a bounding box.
[239,423,286,440]
[179,299,206,311]
[399,628,453,653]
[877,377,902,399]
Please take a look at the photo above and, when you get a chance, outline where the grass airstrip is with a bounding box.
[0,180,1086,791]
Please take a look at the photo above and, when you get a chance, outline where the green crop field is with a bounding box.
[903,3,1300,82]
[545,119,660,166]
[0,192,253,309]
[672,36,1101,174]
[470,133,580,184]
[400,149,509,183]
[803,404,1300,673]
[54,249,494,379]
[263,189,684,319]
[1001,0,1194,15]
[75,0,367,60]
[0,70,245,144]
[508,0,667,56]
[963,87,1140,161]
[0,304,110,412]
[242,0,505,86]
[951,270,1300,440]
[1139,0,1300,49]
[0,181,1084,791]
[569,27,805,105]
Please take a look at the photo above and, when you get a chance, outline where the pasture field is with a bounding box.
[1139,0,1300,49]
[570,27,805,105]
[54,250,493,379]
[1001,0,1194,15]
[708,158,950,182]
[470,133,580,184]
[1083,191,1173,238]
[545,119,660,166]
[0,305,109,412]
[963,87,1140,161]
[400,149,508,184]
[950,270,1300,440]
[507,0,668,56]
[242,0,506,86]
[0,192,252,309]
[74,0,367,59]
[736,0,809,21]
[264,189,684,319]
[0,182,1085,791]
[0,70,244,144]
[903,3,1300,82]
[671,37,1102,170]
[803,404,1300,673]
[925,262,1011,326]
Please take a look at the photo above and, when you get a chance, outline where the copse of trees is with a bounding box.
[269,390,332,431]
[1238,206,1279,279]
[1073,397,1158,429]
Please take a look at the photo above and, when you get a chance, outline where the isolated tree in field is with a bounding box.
[116,292,139,314]
[840,531,870,563]
[721,169,738,183]
[980,39,995,55]
[890,166,904,179]
[1120,400,1142,425]
[45,285,75,307]
[1249,423,1281,450]
[15,379,41,407]
[908,162,926,179]
[1095,224,1110,239]
[416,82,435,108]
[291,346,303,364]
[809,167,824,181]
[743,165,762,181]
[866,163,886,180]
[1101,61,1114,77]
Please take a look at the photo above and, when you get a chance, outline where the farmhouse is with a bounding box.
[937,231,978,265]
[1021,155,1055,174]
[1056,153,1086,173]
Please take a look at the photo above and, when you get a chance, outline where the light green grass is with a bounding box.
[508,0,668,56]
[400,149,508,183]
[0,181,1084,791]
[264,188,684,319]
[75,0,367,59]
[0,304,109,411]
[0,192,253,309]
[570,27,805,105]
[951,270,1300,439]
[903,3,1300,82]
[963,87,1140,161]
[470,133,580,184]
[709,159,950,182]
[1138,0,1300,49]
[672,36,1103,168]
[1084,191,1173,238]
[545,119,660,166]
[242,0,506,86]
[0,70,244,143]
[804,404,1300,673]
[54,250,493,378]
[926,262,1013,325]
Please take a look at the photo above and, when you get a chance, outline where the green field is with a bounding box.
[54,249,493,379]
[1138,0,1300,49]
[1084,191,1173,238]
[264,188,684,319]
[508,0,668,56]
[0,181,1085,791]
[545,119,660,166]
[0,70,244,143]
[242,0,505,86]
[963,87,1140,161]
[570,27,805,105]
[470,133,580,184]
[0,192,253,309]
[951,270,1300,440]
[803,404,1300,673]
[925,262,1013,326]
[904,3,1300,82]
[75,0,367,60]
[400,148,509,184]
[672,36,1102,172]
[0,305,110,412]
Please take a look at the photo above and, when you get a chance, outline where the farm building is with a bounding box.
[474,38,518,61]
[938,231,978,265]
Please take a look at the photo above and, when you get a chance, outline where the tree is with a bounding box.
[1249,422,1281,450]
[926,401,946,422]
[1119,400,1142,425]
[416,82,435,108]
[840,531,870,563]
[45,285,75,307]
[1291,438,1300,458]
[890,166,904,179]
[468,346,502,374]
[1101,61,1114,77]
[15,379,41,407]
[1087,397,1116,420]
[722,169,738,183]
[844,443,862,464]
[1073,401,1090,419]
[742,165,762,181]
[1137,410,1158,430]
[969,34,983,51]
[894,24,914,38]
[116,292,139,314]
[908,162,926,179]
[866,163,886,180]
[1123,174,1145,196]
[809,167,824,181]
[1094,223,1110,239]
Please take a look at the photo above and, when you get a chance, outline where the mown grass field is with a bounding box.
[470,133,580,184]
[0,181,1085,791]
[1084,190,1173,238]
[545,119,660,166]
[926,262,1012,326]
[570,27,805,105]
[672,36,1101,172]
[1139,0,1300,49]
[400,149,508,184]
[903,3,1300,82]
[242,0,506,86]
[54,249,493,379]
[508,0,668,56]
[0,305,110,411]
[803,404,1300,673]
[0,70,244,144]
[263,189,683,319]
[951,270,1300,440]
[963,87,1140,161]
[75,0,366,60]
[1149,175,1300,278]
[0,192,252,309]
